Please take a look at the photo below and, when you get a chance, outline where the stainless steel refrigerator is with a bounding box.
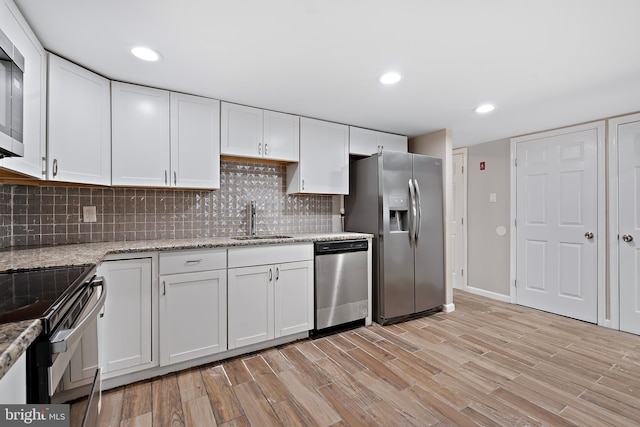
[345,151,445,325]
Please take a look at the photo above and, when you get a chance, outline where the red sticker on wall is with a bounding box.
[480,161,485,171]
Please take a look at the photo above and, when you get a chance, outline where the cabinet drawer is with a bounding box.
[160,249,226,274]
[228,244,313,268]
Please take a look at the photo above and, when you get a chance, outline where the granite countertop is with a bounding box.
[0,232,372,380]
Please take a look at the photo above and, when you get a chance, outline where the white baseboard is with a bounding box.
[464,286,511,303]
[443,303,455,313]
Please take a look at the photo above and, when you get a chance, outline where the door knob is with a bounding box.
[584,232,594,239]
[622,234,634,243]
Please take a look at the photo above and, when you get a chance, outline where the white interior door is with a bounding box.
[616,117,640,334]
[452,149,467,290]
[515,126,600,323]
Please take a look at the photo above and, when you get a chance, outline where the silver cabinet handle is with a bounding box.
[258,142,262,155]
[585,232,594,240]
[264,143,269,156]
[53,159,59,177]
[163,280,166,296]
[164,170,168,185]
[275,267,279,281]
[174,171,177,185]
[622,234,634,243]
[269,268,273,282]
[302,179,305,191]
[185,259,203,265]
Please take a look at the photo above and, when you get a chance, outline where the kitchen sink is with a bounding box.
[232,235,293,241]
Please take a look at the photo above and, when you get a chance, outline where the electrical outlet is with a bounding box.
[83,206,97,223]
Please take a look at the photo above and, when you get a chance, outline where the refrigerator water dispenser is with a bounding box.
[388,194,408,232]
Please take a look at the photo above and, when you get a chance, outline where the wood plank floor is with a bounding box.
[71,290,640,426]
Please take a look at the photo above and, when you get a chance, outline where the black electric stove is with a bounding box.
[0,265,96,332]
[0,264,104,404]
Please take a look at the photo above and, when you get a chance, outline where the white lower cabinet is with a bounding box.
[228,244,314,349]
[0,353,26,404]
[159,249,227,366]
[99,257,156,378]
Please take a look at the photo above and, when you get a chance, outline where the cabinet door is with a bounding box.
[263,110,299,162]
[0,353,25,404]
[274,260,314,337]
[160,269,227,366]
[0,0,46,179]
[220,102,263,158]
[99,258,155,376]
[349,127,380,156]
[379,132,408,153]
[288,118,349,194]
[170,93,220,189]
[350,127,407,156]
[228,265,274,349]
[111,82,170,187]
[48,54,111,185]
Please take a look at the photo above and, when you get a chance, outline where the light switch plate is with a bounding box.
[83,206,97,222]
[489,193,497,203]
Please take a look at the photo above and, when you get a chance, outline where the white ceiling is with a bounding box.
[13,0,640,148]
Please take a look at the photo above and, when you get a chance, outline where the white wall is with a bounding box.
[467,139,511,297]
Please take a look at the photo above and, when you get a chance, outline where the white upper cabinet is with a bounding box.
[0,0,46,179]
[112,83,220,188]
[221,102,299,162]
[48,54,111,185]
[263,110,299,162]
[287,117,349,195]
[349,126,407,156]
[112,82,170,187]
[170,93,220,189]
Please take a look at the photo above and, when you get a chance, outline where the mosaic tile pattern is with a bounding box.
[1,160,333,248]
[0,185,10,249]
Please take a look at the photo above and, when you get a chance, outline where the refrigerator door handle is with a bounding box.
[408,179,417,242]
[414,179,422,239]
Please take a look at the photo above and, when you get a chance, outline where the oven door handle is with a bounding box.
[50,277,106,354]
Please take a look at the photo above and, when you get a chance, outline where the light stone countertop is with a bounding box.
[0,232,373,380]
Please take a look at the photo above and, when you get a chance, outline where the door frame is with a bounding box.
[607,112,640,331]
[452,147,468,291]
[509,121,607,325]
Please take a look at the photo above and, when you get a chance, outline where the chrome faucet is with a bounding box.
[249,201,257,236]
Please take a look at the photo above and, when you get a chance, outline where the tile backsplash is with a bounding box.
[1,161,334,249]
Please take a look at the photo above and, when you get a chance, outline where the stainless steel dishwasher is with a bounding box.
[314,239,368,330]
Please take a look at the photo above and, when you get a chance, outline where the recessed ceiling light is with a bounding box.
[131,46,162,62]
[475,104,495,113]
[379,72,402,85]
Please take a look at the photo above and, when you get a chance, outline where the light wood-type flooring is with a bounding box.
[70,290,640,426]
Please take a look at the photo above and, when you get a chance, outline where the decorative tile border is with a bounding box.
[1,161,334,248]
